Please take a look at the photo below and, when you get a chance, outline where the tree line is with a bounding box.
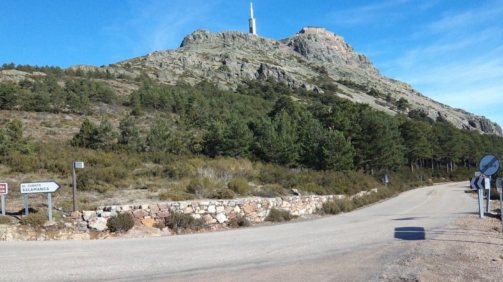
[70,78,503,176]
[1,64,502,178]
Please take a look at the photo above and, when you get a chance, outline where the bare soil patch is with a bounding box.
[380,199,503,282]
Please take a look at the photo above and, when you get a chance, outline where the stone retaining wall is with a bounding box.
[84,194,350,231]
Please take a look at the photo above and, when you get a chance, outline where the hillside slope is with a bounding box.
[3,27,499,135]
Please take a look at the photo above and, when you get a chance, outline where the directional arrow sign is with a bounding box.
[470,178,490,190]
[479,154,500,176]
[20,182,60,194]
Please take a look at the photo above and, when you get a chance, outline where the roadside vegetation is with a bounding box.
[0,63,502,213]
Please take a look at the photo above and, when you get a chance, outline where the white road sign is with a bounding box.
[470,177,490,190]
[20,182,60,194]
[0,183,7,195]
[479,154,500,176]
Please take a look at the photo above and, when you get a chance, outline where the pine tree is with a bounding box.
[202,119,226,158]
[321,130,355,171]
[118,115,144,151]
[400,120,431,171]
[222,117,252,158]
[146,116,172,152]
[71,118,99,148]
[94,118,118,149]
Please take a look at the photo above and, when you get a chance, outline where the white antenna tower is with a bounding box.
[249,3,256,35]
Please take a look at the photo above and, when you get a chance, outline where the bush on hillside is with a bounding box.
[228,177,250,195]
[158,191,195,201]
[20,213,47,227]
[228,214,250,228]
[0,215,12,224]
[106,213,134,232]
[164,212,204,230]
[251,184,285,198]
[265,208,292,222]
[211,188,235,199]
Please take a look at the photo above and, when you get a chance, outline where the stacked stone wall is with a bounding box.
[85,195,348,231]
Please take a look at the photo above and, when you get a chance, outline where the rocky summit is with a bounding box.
[69,27,501,135]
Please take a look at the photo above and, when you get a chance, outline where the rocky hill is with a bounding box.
[64,27,501,135]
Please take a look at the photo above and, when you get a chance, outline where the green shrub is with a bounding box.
[159,190,195,201]
[228,177,250,195]
[185,177,223,197]
[258,163,298,188]
[164,212,204,230]
[211,188,235,199]
[7,153,39,173]
[337,199,356,212]
[265,208,292,222]
[322,200,341,215]
[228,215,250,228]
[106,213,134,232]
[164,162,198,180]
[186,177,206,195]
[153,222,165,230]
[20,213,47,226]
[297,182,326,195]
[251,184,285,197]
[0,215,12,224]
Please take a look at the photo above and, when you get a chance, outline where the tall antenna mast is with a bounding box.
[249,3,256,35]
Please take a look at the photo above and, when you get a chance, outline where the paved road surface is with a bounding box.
[0,182,475,281]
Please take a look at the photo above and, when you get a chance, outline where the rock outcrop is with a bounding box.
[69,27,501,135]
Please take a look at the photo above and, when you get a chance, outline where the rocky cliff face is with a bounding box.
[68,27,501,136]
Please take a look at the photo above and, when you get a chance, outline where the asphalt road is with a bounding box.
[0,182,475,282]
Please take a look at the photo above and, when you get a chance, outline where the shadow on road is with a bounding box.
[392,217,422,221]
[394,227,425,240]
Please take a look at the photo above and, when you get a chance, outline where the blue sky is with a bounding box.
[1,0,502,127]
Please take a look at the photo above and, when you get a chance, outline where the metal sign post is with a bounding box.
[383,174,389,188]
[478,188,484,218]
[476,155,500,219]
[419,175,424,187]
[486,176,491,213]
[48,193,52,221]
[0,183,7,216]
[1,195,4,216]
[20,181,61,221]
[470,175,490,218]
[497,178,502,232]
[24,194,29,216]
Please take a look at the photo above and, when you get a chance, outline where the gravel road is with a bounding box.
[2,182,500,282]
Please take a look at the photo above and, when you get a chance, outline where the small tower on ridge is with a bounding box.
[249,3,256,35]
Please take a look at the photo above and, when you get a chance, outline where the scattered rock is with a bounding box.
[88,217,108,231]
[141,218,156,227]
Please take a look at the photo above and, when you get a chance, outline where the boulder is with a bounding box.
[216,213,227,223]
[82,211,96,221]
[88,217,108,231]
[141,218,156,227]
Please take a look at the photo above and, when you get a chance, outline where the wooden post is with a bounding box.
[72,163,77,212]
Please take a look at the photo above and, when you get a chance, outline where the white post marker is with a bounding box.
[479,186,485,218]
[478,155,500,218]
[497,178,503,232]
[470,175,489,218]
[0,183,7,216]
[20,181,61,221]
[486,176,491,213]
